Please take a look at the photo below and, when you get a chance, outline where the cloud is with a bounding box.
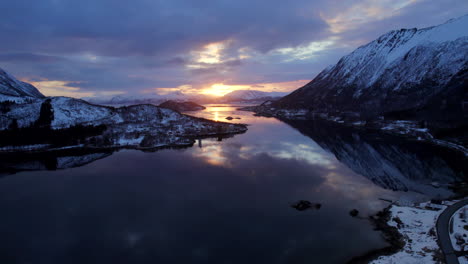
[0,53,64,63]
[0,0,467,98]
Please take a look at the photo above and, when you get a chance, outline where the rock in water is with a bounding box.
[350,209,359,217]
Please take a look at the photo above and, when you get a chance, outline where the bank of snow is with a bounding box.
[450,205,468,264]
[370,203,445,264]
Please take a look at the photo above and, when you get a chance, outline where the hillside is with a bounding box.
[272,15,468,125]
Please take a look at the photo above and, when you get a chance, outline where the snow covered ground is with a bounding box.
[371,203,445,264]
[450,205,468,264]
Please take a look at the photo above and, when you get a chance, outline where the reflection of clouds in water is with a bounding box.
[272,143,334,167]
[187,121,403,212]
[193,137,335,169]
[192,144,229,167]
[188,139,386,206]
[0,143,388,263]
[321,171,399,211]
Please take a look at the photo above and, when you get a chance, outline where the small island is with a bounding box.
[158,100,206,112]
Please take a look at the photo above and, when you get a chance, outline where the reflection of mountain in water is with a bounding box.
[0,135,239,175]
[284,119,467,196]
[0,150,112,175]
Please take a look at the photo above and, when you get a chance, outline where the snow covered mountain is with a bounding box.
[0,67,45,101]
[87,89,287,106]
[0,96,247,150]
[86,91,217,106]
[0,69,247,151]
[221,90,287,102]
[274,15,468,124]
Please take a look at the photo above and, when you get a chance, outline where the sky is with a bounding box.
[0,0,467,98]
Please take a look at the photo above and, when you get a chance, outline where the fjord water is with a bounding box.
[0,104,464,264]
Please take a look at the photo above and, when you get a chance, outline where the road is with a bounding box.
[436,199,468,264]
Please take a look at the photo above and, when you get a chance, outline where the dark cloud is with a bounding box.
[0,0,329,57]
[0,53,64,63]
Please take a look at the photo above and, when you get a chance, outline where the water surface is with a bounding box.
[0,104,464,264]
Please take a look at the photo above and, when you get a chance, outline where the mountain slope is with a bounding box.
[0,68,45,99]
[275,15,468,123]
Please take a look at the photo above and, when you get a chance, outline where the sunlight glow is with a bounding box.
[21,78,125,98]
[192,41,227,65]
[193,144,230,167]
[200,83,251,97]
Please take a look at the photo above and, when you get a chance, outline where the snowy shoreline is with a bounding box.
[351,200,468,264]
[239,106,468,158]
[0,129,247,154]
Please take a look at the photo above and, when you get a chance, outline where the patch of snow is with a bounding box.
[450,205,468,252]
[371,204,445,264]
[0,144,51,152]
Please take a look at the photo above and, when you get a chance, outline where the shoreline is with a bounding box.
[239,107,468,158]
[351,199,467,264]
[347,206,405,264]
[0,129,247,154]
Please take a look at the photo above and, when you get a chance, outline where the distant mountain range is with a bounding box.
[258,14,467,126]
[219,90,287,103]
[86,89,288,106]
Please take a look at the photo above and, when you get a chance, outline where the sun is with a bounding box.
[200,83,237,97]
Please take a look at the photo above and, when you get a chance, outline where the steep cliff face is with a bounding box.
[276,15,468,123]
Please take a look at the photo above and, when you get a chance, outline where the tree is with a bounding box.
[9,119,18,130]
[35,99,54,128]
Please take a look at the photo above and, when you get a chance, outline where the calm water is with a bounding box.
[0,104,465,264]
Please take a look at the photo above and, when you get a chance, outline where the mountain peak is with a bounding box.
[274,15,468,124]
[0,67,45,99]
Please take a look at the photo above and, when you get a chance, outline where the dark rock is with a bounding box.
[225,116,234,120]
[350,209,359,217]
[291,200,312,211]
[291,200,322,211]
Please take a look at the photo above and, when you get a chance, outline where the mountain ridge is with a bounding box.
[271,14,468,124]
[0,68,45,100]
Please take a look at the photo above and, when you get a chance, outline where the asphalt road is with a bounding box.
[436,199,468,264]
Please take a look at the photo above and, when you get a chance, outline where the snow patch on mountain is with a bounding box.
[50,97,122,129]
[222,90,287,101]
